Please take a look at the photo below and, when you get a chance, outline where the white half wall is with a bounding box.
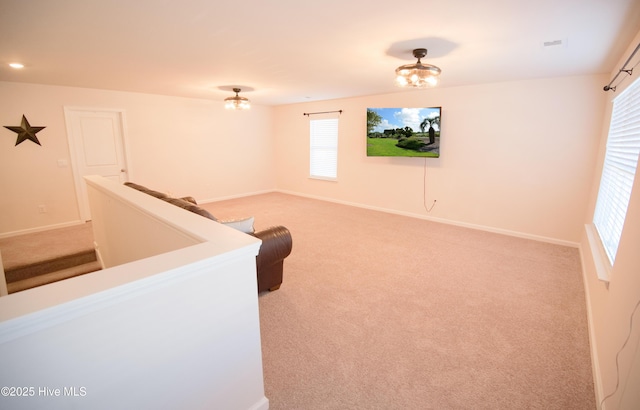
[0,176,267,410]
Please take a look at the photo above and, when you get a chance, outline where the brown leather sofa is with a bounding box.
[124,182,292,292]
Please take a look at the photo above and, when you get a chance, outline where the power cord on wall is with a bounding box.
[600,298,640,408]
[423,158,436,213]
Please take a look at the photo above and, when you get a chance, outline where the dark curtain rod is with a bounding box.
[303,110,343,116]
[604,42,640,92]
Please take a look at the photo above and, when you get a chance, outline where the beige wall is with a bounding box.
[581,29,640,410]
[1,75,605,244]
[0,82,275,235]
[274,75,606,244]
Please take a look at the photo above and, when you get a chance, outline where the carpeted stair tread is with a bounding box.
[0,222,95,272]
[4,250,98,283]
[7,260,102,294]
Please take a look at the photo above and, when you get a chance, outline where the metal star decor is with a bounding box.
[4,115,46,146]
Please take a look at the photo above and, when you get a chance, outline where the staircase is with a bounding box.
[4,249,101,294]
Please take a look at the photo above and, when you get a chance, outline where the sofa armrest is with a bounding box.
[254,226,292,265]
[253,226,292,292]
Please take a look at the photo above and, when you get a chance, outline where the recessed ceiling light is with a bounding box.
[9,63,24,69]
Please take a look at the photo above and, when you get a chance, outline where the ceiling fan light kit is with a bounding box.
[224,88,251,110]
[222,48,442,108]
[395,48,441,88]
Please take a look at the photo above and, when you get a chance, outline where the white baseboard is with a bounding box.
[248,397,269,410]
[578,243,604,409]
[2,189,579,249]
[94,241,105,270]
[276,189,580,248]
[198,189,276,205]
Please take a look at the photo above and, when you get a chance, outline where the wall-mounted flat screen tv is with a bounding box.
[367,107,441,157]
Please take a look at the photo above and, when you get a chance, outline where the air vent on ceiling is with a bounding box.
[542,39,567,48]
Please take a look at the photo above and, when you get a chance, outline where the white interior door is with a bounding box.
[65,108,129,221]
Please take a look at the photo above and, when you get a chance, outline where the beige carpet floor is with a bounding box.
[200,193,595,410]
[1,193,595,409]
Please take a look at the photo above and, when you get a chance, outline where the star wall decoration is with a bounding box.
[4,115,46,146]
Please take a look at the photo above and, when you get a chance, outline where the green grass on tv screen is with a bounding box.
[367,137,439,158]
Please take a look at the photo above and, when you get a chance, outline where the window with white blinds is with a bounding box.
[593,77,640,264]
[309,116,339,180]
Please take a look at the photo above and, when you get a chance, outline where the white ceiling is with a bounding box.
[1,0,639,106]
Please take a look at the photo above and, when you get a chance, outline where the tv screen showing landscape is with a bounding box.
[367,107,441,157]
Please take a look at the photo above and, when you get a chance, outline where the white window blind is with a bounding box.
[309,115,339,180]
[593,77,640,264]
